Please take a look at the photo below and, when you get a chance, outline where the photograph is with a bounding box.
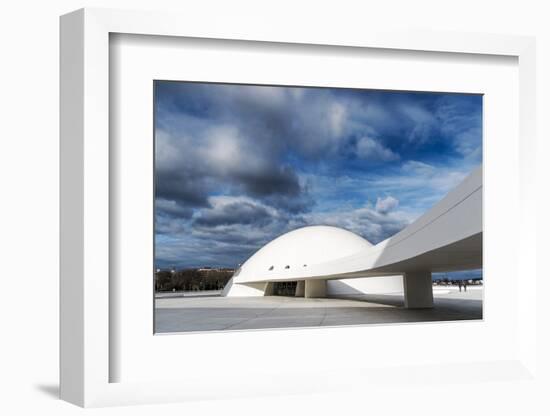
[153,81,483,333]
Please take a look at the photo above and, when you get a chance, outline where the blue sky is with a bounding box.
[154,81,482,270]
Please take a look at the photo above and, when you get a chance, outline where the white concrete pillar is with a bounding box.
[403,271,433,308]
[304,279,327,298]
[295,281,305,297]
[264,282,275,296]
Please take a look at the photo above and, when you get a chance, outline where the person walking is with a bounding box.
[463,280,468,292]
[458,280,462,292]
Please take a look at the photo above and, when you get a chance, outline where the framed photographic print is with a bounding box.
[60,8,538,407]
[152,80,483,334]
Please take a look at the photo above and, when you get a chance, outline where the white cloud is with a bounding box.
[328,102,347,137]
[398,103,437,144]
[356,136,399,161]
[435,98,482,161]
[302,203,412,245]
[201,126,244,171]
[375,196,399,214]
[453,127,482,158]
[402,160,436,176]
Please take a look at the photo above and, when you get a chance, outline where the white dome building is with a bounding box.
[222,166,482,307]
[222,225,403,298]
[235,225,372,280]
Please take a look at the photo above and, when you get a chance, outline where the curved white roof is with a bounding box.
[234,225,372,283]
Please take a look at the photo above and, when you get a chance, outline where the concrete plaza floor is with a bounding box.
[154,287,483,333]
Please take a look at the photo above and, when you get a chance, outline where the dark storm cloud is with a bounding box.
[262,193,314,214]
[155,199,194,219]
[156,83,366,161]
[194,200,272,227]
[155,138,310,217]
[154,82,482,268]
[153,83,370,227]
[155,215,187,236]
[154,115,311,218]
[235,165,301,198]
[155,170,210,208]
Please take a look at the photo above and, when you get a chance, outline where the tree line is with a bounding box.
[154,268,234,292]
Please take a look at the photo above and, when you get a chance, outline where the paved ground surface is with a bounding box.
[155,290,223,299]
[154,288,483,333]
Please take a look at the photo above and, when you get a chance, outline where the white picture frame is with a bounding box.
[60,8,537,407]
